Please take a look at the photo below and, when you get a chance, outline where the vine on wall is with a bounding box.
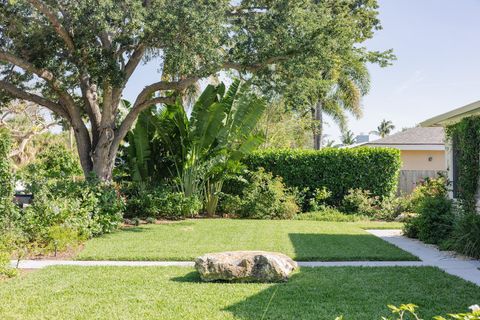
[446,116,480,212]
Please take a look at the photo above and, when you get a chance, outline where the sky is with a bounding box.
[123,0,480,143]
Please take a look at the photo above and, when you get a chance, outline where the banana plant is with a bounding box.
[155,79,266,215]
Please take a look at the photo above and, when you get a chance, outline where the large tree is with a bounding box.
[0,0,389,180]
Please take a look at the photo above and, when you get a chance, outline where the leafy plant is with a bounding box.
[446,116,480,212]
[448,211,480,259]
[127,79,265,215]
[225,168,299,219]
[341,188,378,216]
[20,143,82,193]
[295,208,370,222]
[124,186,201,220]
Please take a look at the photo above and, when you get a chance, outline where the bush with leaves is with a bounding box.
[403,177,454,245]
[123,184,202,219]
[20,144,82,193]
[341,188,378,216]
[447,211,480,259]
[295,208,371,222]
[219,168,299,219]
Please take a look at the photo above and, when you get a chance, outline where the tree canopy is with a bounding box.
[0,0,392,180]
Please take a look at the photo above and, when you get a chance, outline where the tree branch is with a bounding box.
[0,80,69,120]
[27,0,75,52]
[223,55,291,73]
[0,51,78,110]
[110,96,174,158]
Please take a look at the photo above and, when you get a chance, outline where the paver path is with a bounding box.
[10,229,480,286]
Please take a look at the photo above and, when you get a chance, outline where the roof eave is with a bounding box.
[420,100,480,127]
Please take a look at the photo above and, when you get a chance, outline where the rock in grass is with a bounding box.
[195,251,297,282]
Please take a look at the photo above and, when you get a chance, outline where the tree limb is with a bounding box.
[0,80,69,120]
[27,0,75,52]
[111,96,174,158]
[0,51,78,111]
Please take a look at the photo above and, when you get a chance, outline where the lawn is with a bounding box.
[0,266,478,319]
[76,219,415,261]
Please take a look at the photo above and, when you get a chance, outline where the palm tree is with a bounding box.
[371,119,395,138]
[312,59,370,149]
[341,130,356,146]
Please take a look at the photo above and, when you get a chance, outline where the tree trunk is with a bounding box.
[313,101,323,150]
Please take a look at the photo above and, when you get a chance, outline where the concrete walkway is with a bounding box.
[367,229,480,286]
[10,230,480,286]
[11,259,427,269]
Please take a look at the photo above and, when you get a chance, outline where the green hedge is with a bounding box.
[243,147,401,204]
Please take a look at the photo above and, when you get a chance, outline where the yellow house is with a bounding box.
[363,127,446,194]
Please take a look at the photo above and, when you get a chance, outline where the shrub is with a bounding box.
[448,211,480,259]
[217,192,243,215]
[235,168,299,219]
[243,147,401,206]
[341,189,378,216]
[124,186,201,219]
[410,175,448,207]
[404,195,454,245]
[376,196,413,221]
[20,144,82,193]
[295,208,371,222]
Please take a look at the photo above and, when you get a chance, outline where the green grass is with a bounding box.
[77,219,414,261]
[0,266,478,319]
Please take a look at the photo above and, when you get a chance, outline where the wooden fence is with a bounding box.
[398,170,447,195]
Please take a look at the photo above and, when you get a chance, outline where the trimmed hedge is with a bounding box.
[243,147,401,205]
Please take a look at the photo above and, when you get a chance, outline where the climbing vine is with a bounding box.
[446,116,480,212]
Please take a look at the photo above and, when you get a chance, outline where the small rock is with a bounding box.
[195,251,297,282]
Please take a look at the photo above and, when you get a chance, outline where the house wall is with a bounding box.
[400,150,446,170]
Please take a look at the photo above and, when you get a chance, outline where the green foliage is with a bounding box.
[376,196,414,222]
[15,180,124,254]
[243,147,401,206]
[448,211,480,259]
[0,129,14,199]
[341,188,378,216]
[21,144,82,192]
[295,208,371,222]
[403,177,453,244]
[125,80,265,215]
[219,168,299,219]
[414,196,454,245]
[446,117,480,212]
[124,187,201,220]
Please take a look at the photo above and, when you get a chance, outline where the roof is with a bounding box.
[364,127,445,151]
[420,100,480,127]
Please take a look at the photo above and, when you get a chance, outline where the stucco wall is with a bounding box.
[400,150,446,170]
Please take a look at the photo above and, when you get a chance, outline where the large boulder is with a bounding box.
[194,251,297,282]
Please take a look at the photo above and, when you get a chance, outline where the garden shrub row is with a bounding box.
[243,147,401,205]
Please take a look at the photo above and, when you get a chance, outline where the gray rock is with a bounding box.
[194,251,297,282]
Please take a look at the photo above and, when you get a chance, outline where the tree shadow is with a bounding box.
[288,233,417,261]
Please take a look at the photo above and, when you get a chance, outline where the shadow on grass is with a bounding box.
[121,227,147,233]
[170,271,203,283]
[223,267,480,320]
[288,233,417,261]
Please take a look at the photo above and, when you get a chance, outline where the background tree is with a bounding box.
[341,130,356,146]
[0,100,61,166]
[0,0,391,180]
[371,119,395,138]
